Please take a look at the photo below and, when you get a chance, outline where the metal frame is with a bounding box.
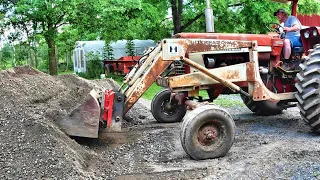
[160,38,295,101]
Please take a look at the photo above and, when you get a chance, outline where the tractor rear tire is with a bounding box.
[240,95,283,115]
[295,44,320,133]
[151,89,187,123]
[180,105,235,160]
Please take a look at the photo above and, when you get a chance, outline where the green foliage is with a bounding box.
[173,0,320,34]
[298,0,320,15]
[76,72,90,79]
[58,70,74,75]
[238,0,279,34]
[58,62,73,72]
[0,43,13,69]
[106,72,162,100]
[1,0,320,74]
[125,40,135,56]
[105,73,124,84]
[14,44,28,66]
[103,43,114,60]
[3,0,80,75]
[86,52,104,79]
[77,52,104,79]
[99,0,170,41]
[32,43,49,72]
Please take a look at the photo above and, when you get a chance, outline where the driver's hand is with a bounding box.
[283,27,290,32]
[271,24,278,29]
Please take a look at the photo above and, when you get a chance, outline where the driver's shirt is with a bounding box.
[284,16,302,38]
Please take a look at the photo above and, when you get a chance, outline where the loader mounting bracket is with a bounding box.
[102,90,125,131]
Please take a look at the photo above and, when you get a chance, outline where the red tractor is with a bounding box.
[60,0,320,160]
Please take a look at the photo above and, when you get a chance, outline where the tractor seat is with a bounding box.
[293,47,304,53]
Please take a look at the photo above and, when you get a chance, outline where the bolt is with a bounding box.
[115,116,121,122]
[204,130,215,140]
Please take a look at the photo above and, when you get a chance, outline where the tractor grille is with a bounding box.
[174,61,185,75]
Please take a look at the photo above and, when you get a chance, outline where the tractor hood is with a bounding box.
[174,33,276,47]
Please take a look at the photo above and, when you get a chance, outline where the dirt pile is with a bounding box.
[0,66,121,179]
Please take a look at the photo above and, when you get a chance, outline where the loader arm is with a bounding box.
[121,38,255,113]
[121,45,172,113]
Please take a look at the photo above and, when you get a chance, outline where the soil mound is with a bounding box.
[0,66,120,179]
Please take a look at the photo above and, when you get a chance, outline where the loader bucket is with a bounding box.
[58,90,101,138]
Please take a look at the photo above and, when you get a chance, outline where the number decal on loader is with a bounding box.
[168,43,179,56]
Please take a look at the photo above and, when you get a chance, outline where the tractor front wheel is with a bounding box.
[151,89,187,123]
[295,44,320,133]
[180,105,235,160]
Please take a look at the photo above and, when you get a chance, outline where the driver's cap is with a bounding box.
[274,9,287,16]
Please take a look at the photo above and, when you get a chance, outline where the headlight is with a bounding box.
[313,30,318,36]
[304,31,310,38]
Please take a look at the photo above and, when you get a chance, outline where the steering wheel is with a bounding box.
[265,22,283,33]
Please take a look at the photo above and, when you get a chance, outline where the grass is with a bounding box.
[105,73,124,84]
[141,83,163,100]
[199,90,244,107]
[213,95,244,107]
[58,70,74,75]
[105,74,161,100]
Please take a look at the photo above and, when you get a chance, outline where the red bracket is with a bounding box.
[102,89,115,127]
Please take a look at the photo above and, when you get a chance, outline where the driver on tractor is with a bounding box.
[274,8,302,71]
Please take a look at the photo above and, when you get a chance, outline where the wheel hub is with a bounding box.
[198,125,219,146]
[162,100,177,114]
[164,102,173,110]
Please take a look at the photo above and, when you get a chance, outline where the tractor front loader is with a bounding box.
[59,35,313,160]
[58,0,320,160]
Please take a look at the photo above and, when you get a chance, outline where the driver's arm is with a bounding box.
[283,24,300,32]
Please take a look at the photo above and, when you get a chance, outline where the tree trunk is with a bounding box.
[29,43,34,67]
[171,0,183,34]
[170,0,204,34]
[66,50,71,71]
[55,45,59,72]
[46,37,58,75]
[34,48,38,69]
[12,45,16,67]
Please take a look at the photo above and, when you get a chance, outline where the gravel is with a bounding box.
[1,66,320,179]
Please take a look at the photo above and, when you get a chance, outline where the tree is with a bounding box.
[1,0,170,74]
[125,40,135,56]
[1,0,79,75]
[87,0,170,41]
[56,27,80,71]
[169,0,320,35]
[103,43,114,60]
[1,0,319,74]
[0,43,13,69]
